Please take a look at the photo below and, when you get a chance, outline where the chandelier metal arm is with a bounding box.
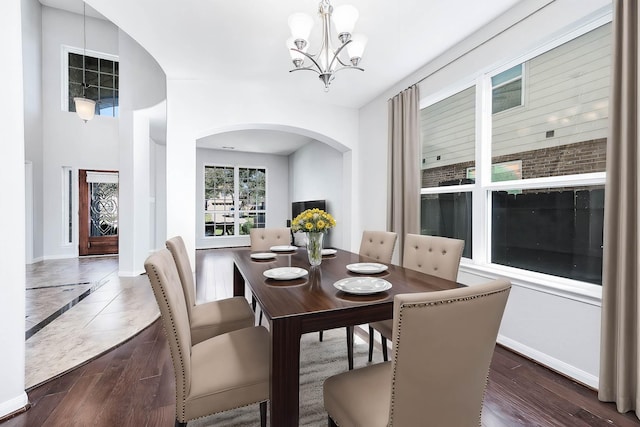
[290,48,324,75]
[326,39,350,72]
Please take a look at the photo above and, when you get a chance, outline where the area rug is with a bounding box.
[191,328,373,427]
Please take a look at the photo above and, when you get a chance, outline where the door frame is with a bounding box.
[78,169,119,256]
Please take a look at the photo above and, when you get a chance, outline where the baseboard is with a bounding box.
[27,256,44,264]
[497,334,599,389]
[41,254,77,261]
[0,392,29,421]
[118,269,146,277]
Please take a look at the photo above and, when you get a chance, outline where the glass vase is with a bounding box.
[306,232,324,266]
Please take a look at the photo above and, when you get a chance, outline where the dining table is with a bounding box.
[232,246,462,427]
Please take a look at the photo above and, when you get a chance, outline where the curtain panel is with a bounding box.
[599,0,640,419]
[387,85,420,264]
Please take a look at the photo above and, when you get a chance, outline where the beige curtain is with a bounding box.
[387,85,420,264]
[599,0,640,419]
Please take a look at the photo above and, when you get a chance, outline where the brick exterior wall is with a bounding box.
[422,138,607,188]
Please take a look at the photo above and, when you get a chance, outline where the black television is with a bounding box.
[291,199,326,221]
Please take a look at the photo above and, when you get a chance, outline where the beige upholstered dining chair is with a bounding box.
[324,279,511,427]
[145,249,270,427]
[358,230,398,262]
[249,227,292,251]
[368,234,464,362]
[166,236,255,345]
[324,230,398,370]
[249,227,292,324]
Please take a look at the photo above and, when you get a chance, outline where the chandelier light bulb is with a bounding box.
[346,33,367,65]
[332,4,358,43]
[288,12,314,45]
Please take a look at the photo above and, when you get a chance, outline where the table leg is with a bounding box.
[233,262,245,297]
[270,317,302,426]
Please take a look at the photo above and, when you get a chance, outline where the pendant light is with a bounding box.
[74,2,95,122]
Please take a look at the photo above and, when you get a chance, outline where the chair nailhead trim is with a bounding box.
[148,264,188,421]
[388,287,510,426]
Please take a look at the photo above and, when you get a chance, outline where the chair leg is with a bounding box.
[319,330,324,341]
[346,326,354,370]
[252,294,263,326]
[381,335,388,361]
[328,415,338,427]
[175,420,187,427]
[368,326,375,362]
[260,401,267,427]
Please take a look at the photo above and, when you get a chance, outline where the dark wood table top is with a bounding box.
[234,247,462,323]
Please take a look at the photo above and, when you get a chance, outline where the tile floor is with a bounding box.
[25,256,159,389]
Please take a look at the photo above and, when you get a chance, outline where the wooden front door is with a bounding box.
[79,169,119,256]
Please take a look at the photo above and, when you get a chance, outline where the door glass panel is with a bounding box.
[89,182,118,237]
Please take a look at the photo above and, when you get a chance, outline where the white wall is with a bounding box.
[163,79,359,262]
[117,31,166,275]
[358,0,610,388]
[195,147,290,249]
[151,141,167,251]
[37,8,165,270]
[22,0,42,263]
[289,141,345,249]
[41,6,119,259]
[0,0,28,418]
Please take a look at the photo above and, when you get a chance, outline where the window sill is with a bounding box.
[459,260,602,306]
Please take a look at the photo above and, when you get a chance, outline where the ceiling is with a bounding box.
[39,0,523,152]
[197,130,313,155]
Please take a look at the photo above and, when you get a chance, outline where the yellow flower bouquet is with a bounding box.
[291,208,336,266]
[291,208,336,233]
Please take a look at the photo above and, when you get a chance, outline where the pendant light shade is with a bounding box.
[74,97,96,122]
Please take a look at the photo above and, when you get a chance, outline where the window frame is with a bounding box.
[419,15,611,304]
[203,164,267,239]
[61,45,119,117]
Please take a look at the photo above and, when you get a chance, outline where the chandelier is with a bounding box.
[287,0,367,90]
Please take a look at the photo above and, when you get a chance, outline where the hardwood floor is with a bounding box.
[4,249,639,427]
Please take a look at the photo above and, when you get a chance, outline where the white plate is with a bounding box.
[321,248,337,256]
[250,252,276,260]
[346,263,388,274]
[270,245,298,252]
[263,267,308,280]
[333,277,392,295]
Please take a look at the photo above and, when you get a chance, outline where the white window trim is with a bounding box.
[419,13,612,303]
[60,45,119,113]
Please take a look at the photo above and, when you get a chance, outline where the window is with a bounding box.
[420,22,610,287]
[492,64,523,114]
[62,166,74,245]
[420,86,475,258]
[67,50,119,117]
[204,166,266,237]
